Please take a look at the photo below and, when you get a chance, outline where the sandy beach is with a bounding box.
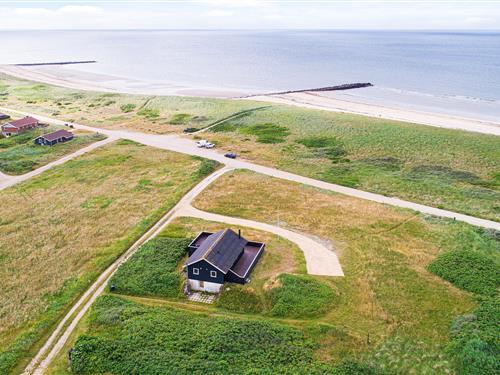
[1,64,499,136]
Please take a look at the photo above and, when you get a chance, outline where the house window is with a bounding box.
[192,268,199,275]
[210,270,217,278]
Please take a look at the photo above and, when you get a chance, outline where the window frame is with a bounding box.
[210,270,217,278]
[192,267,199,275]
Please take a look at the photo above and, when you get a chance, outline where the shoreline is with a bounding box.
[1,64,499,136]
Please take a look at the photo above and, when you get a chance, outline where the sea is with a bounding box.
[1,30,500,121]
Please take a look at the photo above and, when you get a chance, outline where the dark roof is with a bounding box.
[37,129,74,142]
[0,113,10,120]
[7,116,39,128]
[229,243,263,278]
[186,229,247,273]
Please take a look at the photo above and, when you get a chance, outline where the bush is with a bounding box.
[239,123,289,144]
[297,136,347,162]
[120,104,136,113]
[70,295,340,374]
[108,237,190,298]
[267,274,335,318]
[216,285,264,314]
[428,250,499,296]
[448,298,499,374]
[137,108,160,119]
[170,113,191,125]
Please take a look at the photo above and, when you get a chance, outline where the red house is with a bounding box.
[1,116,40,137]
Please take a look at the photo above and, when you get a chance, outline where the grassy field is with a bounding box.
[189,169,498,373]
[46,170,496,374]
[0,125,105,174]
[204,106,500,221]
[0,74,259,134]
[0,141,219,373]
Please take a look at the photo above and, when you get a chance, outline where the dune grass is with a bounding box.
[0,74,259,134]
[189,169,487,372]
[206,105,500,221]
[0,141,219,374]
[0,126,105,174]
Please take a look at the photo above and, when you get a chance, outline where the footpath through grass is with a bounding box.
[0,141,219,374]
[0,126,105,174]
[205,105,500,221]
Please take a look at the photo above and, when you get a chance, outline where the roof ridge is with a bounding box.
[203,228,228,260]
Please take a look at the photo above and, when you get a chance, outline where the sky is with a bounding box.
[0,1,499,30]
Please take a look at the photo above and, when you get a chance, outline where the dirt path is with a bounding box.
[0,136,117,191]
[177,205,343,276]
[2,107,499,232]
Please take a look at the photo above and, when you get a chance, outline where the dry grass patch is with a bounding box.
[192,170,476,361]
[0,141,217,373]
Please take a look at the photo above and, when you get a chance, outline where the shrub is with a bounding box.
[297,136,347,162]
[137,108,160,119]
[216,285,264,314]
[194,158,219,178]
[108,237,190,298]
[70,295,339,374]
[428,250,499,296]
[267,274,335,318]
[170,113,191,125]
[448,298,499,374]
[120,103,136,113]
[239,123,289,144]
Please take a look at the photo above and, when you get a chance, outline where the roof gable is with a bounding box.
[38,129,73,142]
[186,229,247,273]
[8,116,38,128]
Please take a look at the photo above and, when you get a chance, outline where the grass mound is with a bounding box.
[70,295,341,374]
[108,237,190,298]
[428,250,499,296]
[216,285,264,314]
[137,108,160,119]
[267,274,335,318]
[240,123,289,143]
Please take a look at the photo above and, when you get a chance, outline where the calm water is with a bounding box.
[1,30,500,118]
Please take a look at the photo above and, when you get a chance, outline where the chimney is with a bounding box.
[238,229,241,238]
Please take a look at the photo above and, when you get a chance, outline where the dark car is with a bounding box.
[224,152,237,159]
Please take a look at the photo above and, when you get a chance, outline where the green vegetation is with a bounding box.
[205,106,500,221]
[169,113,191,124]
[120,103,136,113]
[214,121,290,144]
[268,274,335,318]
[448,298,499,374]
[109,238,190,298]
[297,136,348,163]
[137,108,160,119]
[0,142,219,374]
[216,285,265,314]
[0,127,105,174]
[0,73,261,135]
[428,249,499,296]
[69,295,373,375]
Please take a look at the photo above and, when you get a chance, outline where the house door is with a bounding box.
[199,280,205,289]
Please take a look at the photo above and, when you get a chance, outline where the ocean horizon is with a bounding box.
[1,29,500,120]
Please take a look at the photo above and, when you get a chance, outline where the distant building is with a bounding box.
[0,113,10,120]
[34,129,74,146]
[185,229,265,293]
[1,116,39,137]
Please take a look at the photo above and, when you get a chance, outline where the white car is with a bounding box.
[196,140,215,148]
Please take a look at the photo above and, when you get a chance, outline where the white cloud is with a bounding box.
[200,0,269,8]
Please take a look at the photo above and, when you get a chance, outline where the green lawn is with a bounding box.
[205,106,500,221]
[0,126,105,174]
